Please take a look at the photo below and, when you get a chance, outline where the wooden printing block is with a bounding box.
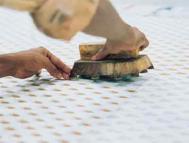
[79,43,140,60]
[71,43,154,80]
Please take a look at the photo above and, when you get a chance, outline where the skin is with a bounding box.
[0,48,71,79]
[0,0,149,79]
[31,0,149,60]
[83,0,149,60]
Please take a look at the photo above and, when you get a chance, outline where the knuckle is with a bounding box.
[39,47,48,53]
[39,47,45,50]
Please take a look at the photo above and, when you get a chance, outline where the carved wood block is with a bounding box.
[71,43,153,80]
[71,55,154,79]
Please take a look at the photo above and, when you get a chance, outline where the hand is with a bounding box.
[0,48,71,79]
[92,27,149,60]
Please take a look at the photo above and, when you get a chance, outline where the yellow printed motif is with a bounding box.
[32,0,100,40]
[0,0,100,40]
[0,0,45,12]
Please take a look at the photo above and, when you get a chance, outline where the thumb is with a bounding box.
[92,48,109,61]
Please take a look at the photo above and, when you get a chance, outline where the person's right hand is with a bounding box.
[92,27,149,60]
[0,47,71,79]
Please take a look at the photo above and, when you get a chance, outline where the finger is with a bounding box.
[139,38,149,51]
[45,50,71,74]
[37,47,70,79]
[92,48,109,61]
[42,57,63,79]
[62,72,70,80]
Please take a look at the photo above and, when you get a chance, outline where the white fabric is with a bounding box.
[0,1,189,143]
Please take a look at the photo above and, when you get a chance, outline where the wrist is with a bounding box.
[110,22,135,43]
[0,54,17,77]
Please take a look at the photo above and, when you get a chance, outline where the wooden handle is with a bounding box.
[79,43,140,60]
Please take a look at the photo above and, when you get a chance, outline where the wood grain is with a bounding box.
[79,43,140,60]
[71,55,154,78]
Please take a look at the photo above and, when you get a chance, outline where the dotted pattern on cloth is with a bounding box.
[0,5,189,143]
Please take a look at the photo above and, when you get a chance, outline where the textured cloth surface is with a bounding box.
[0,1,189,143]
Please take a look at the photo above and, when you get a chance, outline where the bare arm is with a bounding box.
[83,0,133,42]
[0,54,15,77]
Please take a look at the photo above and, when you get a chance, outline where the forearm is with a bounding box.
[83,0,133,41]
[0,54,16,77]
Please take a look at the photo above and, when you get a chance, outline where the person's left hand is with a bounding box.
[7,47,71,79]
